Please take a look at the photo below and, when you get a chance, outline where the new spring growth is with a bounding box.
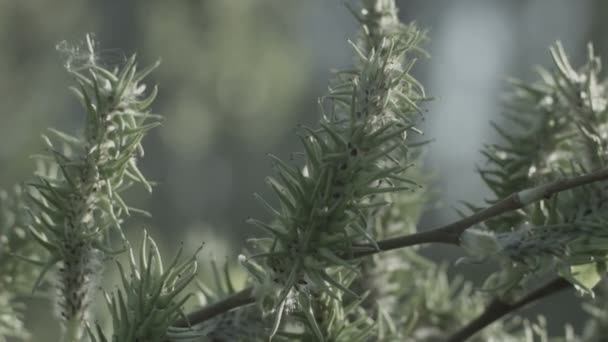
[239,1,428,338]
[88,231,202,342]
[25,34,160,339]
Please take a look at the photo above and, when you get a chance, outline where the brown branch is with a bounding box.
[173,287,255,328]
[446,277,572,342]
[351,166,608,258]
[177,167,608,328]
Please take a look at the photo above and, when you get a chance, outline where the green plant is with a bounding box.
[4,0,608,341]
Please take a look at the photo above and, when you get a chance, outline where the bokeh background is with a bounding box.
[1,0,606,340]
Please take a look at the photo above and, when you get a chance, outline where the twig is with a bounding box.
[446,277,572,342]
[173,287,255,328]
[178,167,608,327]
[351,166,608,257]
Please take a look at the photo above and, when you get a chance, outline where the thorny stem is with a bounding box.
[446,277,572,342]
[177,167,608,328]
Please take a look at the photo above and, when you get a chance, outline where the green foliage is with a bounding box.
[5,1,608,341]
[464,42,608,297]
[238,2,428,338]
[88,231,201,342]
[25,34,161,340]
[185,262,377,341]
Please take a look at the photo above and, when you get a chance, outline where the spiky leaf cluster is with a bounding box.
[284,270,377,342]
[26,34,160,337]
[196,267,378,341]
[465,43,608,295]
[239,1,428,335]
[88,231,200,342]
[350,149,428,335]
[187,263,378,342]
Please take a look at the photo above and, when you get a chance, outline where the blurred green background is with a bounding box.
[2,0,607,340]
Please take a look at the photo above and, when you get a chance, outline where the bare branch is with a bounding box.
[446,277,572,342]
[173,287,255,328]
[352,166,608,257]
